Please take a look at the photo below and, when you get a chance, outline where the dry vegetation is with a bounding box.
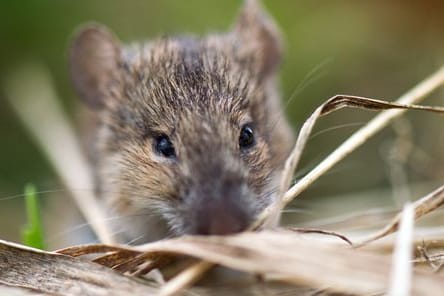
[1,65,444,295]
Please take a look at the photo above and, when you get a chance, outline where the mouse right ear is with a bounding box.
[70,24,121,109]
[233,0,282,78]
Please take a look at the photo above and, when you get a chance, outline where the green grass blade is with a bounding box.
[21,184,45,249]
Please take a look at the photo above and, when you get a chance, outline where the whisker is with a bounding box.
[269,58,332,132]
[48,212,160,241]
[291,154,326,181]
[284,59,331,110]
[0,186,163,202]
[54,216,127,236]
[309,122,365,140]
[0,189,68,201]
[126,235,146,246]
[260,186,279,200]
[280,208,313,215]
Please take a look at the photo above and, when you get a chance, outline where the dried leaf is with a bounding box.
[0,240,157,295]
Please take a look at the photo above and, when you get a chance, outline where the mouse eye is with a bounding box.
[154,135,176,158]
[239,124,255,150]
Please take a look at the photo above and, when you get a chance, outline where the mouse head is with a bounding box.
[70,0,293,242]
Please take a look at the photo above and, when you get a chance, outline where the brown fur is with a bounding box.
[70,0,293,243]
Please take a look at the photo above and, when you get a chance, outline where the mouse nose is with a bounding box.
[206,219,243,235]
[183,157,256,236]
[196,208,249,235]
[191,196,253,235]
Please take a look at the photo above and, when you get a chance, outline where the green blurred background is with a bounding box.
[0,0,443,245]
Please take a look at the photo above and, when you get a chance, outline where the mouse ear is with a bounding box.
[70,24,121,109]
[233,0,283,77]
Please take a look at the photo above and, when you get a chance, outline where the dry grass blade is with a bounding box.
[259,66,444,228]
[287,227,353,246]
[0,285,41,296]
[158,261,214,296]
[112,252,164,272]
[132,256,173,277]
[356,184,444,247]
[357,237,444,255]
[388,203,414,296]
[57,244,135,257]
[320,95,444,115]
[93,251,142,268]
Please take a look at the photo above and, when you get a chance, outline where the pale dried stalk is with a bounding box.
[3,63,114,244]
[388,203,414,296]
[158,261,214,296]
[0,285,41,296]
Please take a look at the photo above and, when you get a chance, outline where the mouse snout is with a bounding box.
[186,181,255,236]
[193,198,252,235]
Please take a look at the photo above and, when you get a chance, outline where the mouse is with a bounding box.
[69,0,293,244]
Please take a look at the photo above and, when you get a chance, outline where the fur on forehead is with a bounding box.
[70,0,282,110]
[116,36,264,131]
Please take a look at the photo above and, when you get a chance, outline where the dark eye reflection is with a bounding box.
[154,134,176,158]
[239,124,255,150]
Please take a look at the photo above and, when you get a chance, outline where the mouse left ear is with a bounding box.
[70,24,121,109]
[233,0,283,78]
